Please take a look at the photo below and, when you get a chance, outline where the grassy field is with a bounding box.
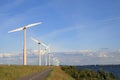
[0,65,117,80]
[46,66,75,80]
[0,65,49,80]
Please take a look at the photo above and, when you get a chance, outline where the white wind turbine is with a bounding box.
[31,37,42,66]
[8,22,42,65]
[48,46,51,66]
[52,57,60,66]
[31,38,50,65]
[41,43,51,66]
[41,47,48,66]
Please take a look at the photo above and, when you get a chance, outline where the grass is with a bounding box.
[0,65,117,80]
[0,65,49,80]
[61,66,117,80]
[46,66,75,80]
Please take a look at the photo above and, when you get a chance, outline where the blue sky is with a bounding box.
[0,0,120,65]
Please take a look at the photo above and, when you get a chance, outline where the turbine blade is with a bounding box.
[31,37,40,43]
[41,43,48,48]
[26,22,42,28]
[8,27,24,33]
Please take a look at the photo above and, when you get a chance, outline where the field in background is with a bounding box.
[0,65,49,80]
[46,66,75,80]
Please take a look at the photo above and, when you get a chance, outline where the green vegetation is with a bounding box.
[61,66,117,80]
[0,65,117,80]
[46,66,75,80]
[0,65,49,80]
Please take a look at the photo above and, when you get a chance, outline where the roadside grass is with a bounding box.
[0,65,49,80]
[46,66,75,80]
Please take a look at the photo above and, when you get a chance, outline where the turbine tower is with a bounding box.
[48,46,50,66]
[44,48,48,66]
[40,42,50,66]
[8,22,42,65]
[31,37,42,66]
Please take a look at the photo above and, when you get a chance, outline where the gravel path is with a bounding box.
[17,68,52,80]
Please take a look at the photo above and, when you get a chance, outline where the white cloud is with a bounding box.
[97,52,108,58]
[117,49,120,53]
[27,49,47,56]
[55,49,117,58]
[0,53,20,58]
[0,49,119,65]
[0,54,3,57]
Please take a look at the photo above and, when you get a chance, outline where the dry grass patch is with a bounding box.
[0,65,49,80]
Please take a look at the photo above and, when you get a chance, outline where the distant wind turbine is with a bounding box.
[31,37,50,66]
[41,43,51,66]
[8,22,42,65]
[53,57,60,66]
[31,37,42,66]
[47,46,51,66]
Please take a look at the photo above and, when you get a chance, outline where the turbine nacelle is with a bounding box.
[38,43,41,45]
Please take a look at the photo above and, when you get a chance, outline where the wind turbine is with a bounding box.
[8,22,42,65]
[32,37,51,66]
[52,57,60,66]
[31,37,42,66]
[40,42,51,66]
[47,46,51,66]
[31,37,50,66]
[44,48,48,66]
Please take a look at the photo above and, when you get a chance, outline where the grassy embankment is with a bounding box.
[47,66,118,80]
[46,66,75,80]
[1,65,117,80]
[61,66,118,80]
[0,65,49,80]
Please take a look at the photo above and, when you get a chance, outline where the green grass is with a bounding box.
[0,65,49,80]
[46,66,75,80]
[61,66,117,80]
[1,65,116,80]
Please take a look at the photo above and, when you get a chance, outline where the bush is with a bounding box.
[97,69,117,80]
[61,66,117,80]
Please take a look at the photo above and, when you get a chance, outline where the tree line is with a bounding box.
[61,66,118,80]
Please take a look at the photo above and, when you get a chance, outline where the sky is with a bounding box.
[0,0,120,65]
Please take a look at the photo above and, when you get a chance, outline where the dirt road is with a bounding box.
[17,68,52,80]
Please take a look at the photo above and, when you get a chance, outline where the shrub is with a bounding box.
[61,66,117,80]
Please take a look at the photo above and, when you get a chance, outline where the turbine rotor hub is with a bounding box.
[23,27,27,30]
